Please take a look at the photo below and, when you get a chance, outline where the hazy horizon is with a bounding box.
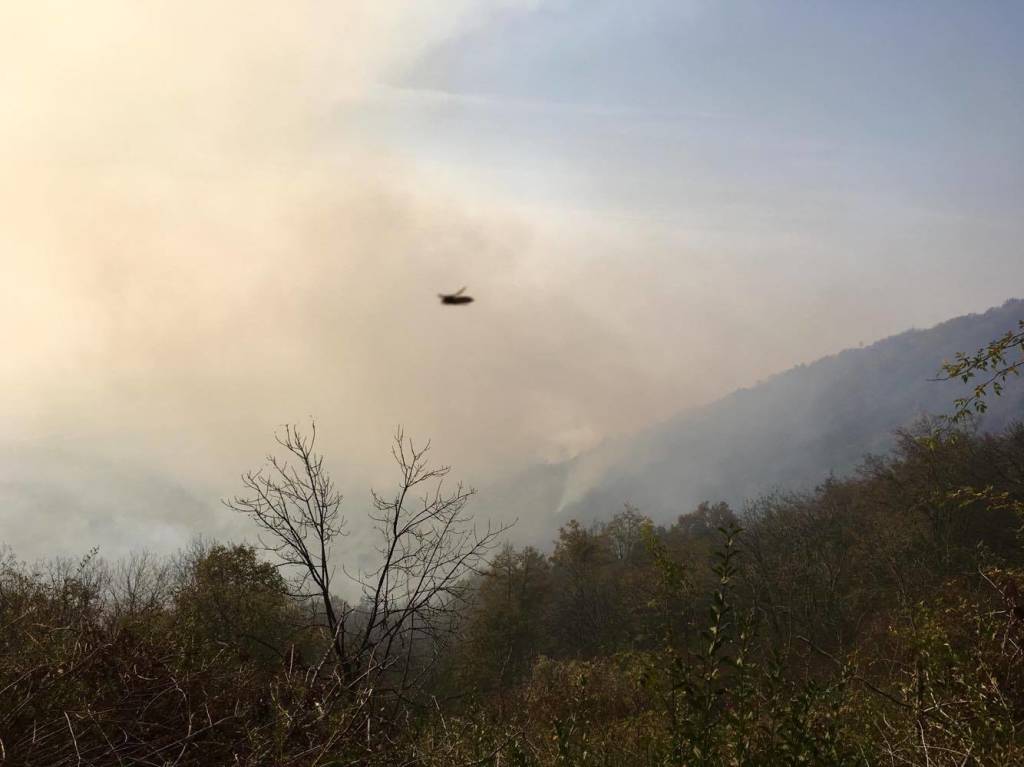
[3,1,1024,561]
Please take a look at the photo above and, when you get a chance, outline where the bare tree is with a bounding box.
[226,423,509,699]
[351,428,510,696]
[225,423,350,674]
[107,550,174,617]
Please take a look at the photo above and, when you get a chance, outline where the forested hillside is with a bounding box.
[2,308,1024,765]
[8,0,1024,763]
[487,299,1024,539]
[5,422,1024,765]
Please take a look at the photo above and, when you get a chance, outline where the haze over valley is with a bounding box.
[4,2,1024,560]
[3,5,1024,765]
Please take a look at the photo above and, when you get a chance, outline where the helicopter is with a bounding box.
[438,287,474,305]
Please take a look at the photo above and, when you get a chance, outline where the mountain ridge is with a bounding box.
[485,298,1024,542]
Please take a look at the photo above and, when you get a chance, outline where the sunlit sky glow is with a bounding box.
[2,1,1023,560]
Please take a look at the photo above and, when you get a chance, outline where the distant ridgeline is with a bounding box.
[486,298,1024,539]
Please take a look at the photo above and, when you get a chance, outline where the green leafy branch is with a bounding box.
[937,320,1024,423]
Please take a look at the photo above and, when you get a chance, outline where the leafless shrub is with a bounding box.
[226,423,511,705]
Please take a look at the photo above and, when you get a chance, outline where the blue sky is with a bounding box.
[329,2,1024,344]
[368,1,1023,463]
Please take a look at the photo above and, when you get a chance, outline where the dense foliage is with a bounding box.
[3,421,1024,765]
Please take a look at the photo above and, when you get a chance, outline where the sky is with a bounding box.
[2,1,1023,561]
